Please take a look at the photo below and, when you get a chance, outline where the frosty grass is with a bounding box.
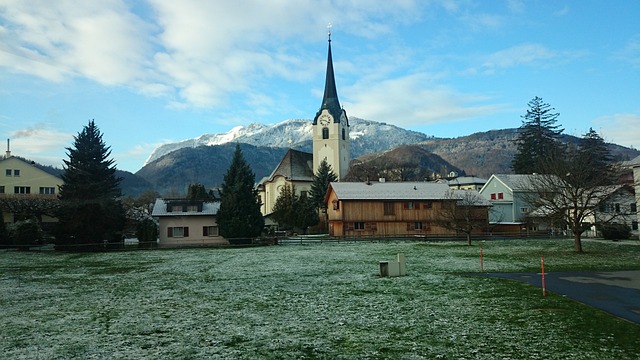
[1,239,639,359]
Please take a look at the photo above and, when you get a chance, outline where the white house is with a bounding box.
[151,198,227,248]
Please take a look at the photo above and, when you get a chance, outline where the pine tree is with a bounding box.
[217,144,264,242]
[271,184,297,230]
[309,159,338,209]
[186,183,212,200]
[294,192,319,234]
[512,96,564,174]
[578,128,614,184]
[55,120,125,250]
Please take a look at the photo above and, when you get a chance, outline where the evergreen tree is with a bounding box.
[309,159,338,209]
[55,120,125,250]
[271,184,297,230]
[578,128,614,184]
[512,96,564,174]
[294,192,319,234]
[217,144,264,242]
[186,183,213,200]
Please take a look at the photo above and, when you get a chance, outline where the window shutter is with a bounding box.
[184,227,189,237]
[168,227,173,237]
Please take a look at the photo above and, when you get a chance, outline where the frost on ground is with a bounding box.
[1,240,639,359]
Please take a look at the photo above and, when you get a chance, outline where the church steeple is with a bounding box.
[321,33,341,118]
[314,27,343,125]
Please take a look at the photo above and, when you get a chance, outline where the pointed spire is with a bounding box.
[320,25,341,121]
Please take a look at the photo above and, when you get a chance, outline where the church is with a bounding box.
[257,30,350,217]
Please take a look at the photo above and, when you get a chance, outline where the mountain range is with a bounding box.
[128,117,639,197]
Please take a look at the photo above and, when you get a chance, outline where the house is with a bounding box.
[585,184,638,238]
[623,155,640,239]
[257,149,314,218]
[151,198,227,248]
[479,174,548,232]
[0,151,63,228]
[323,181,489,238]
[437,176,487,191]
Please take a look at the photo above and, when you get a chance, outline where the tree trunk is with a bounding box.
[573,231,583,253]
[466,233,472,246]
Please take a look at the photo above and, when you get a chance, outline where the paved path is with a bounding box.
[480,270,640,324]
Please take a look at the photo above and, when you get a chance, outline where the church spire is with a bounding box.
[319,24,341,121]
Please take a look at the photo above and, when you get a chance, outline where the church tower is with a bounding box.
[312,28,350,180]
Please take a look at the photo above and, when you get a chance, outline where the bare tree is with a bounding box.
[436,190,491,245]
[520,143,620,252]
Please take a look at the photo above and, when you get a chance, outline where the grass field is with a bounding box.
[1,239,640,359]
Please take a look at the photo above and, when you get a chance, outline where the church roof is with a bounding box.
[263,149,314,183]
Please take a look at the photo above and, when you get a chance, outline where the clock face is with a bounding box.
[319,114,331,126]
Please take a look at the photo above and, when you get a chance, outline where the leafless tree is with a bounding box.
[436,190,491,245]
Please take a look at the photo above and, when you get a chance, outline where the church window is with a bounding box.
[342,128,345,140]
[322,127,329,139]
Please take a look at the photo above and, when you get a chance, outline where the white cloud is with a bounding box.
[0,0,153,84]
[616,34,640,67]
[593,113,640,149]
[343,73,503,126]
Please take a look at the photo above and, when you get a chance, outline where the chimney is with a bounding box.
[5,139,10,159]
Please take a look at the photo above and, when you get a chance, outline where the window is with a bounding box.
[168,227,189,238]
[633,221,638,231]
[615,203,620,213]
[521,207,530,213]
[322,127,329,139]
[14,186,30,194]
[13,169,20,176]
[186,205,198,212]
[490,193,496,200]
[354,222,365,230]
[0,186,4,194]
[423,202,433,209]
[342,128,346,140]
[203,226,219,237]
[631,203,637,213]
[404,201,415,210]
[300,191,308,198]
[5,169,11,176]
[497,192,504,200]
[40,187,55,195]
[414,222,423,230]
[383,202,395,215]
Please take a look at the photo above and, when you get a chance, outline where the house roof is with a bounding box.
[261,148,314,184]
[445,176,487,186]
[623,155,640,167]
[483,174,553,192]
[151,198,220,217]
[327,181,452,201]
[450,189,493,206]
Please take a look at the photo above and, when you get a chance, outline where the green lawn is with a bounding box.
[1,239,639,359]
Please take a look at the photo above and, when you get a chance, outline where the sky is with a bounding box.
[1,0,639,173]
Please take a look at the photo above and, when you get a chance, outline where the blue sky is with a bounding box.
[1,0,639,173]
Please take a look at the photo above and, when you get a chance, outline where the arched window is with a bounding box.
[322,127,329,139]
[342,128,346,140]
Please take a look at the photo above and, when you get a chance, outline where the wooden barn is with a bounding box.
[324,181,490,238]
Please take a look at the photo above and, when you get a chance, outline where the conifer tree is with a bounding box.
[271,184,297,230]
[578,127,614,184]
[55,120,125,250]
[512,96,564,174]
[217,144,264,242]
[309,159,338,209]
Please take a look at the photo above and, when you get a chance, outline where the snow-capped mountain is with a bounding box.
[144,117,431,165]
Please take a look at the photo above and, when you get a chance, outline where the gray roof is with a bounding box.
[262,149,314,184]
[622,155,640,167]
[487,174,553,191]
[329,181,452,200]
[450,189,493,206]
[446,176,487,186]
[151,198,220,217]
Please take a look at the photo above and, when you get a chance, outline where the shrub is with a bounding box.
[599,223,631,241]
[10,218,44,251]
[136,218,158,248]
